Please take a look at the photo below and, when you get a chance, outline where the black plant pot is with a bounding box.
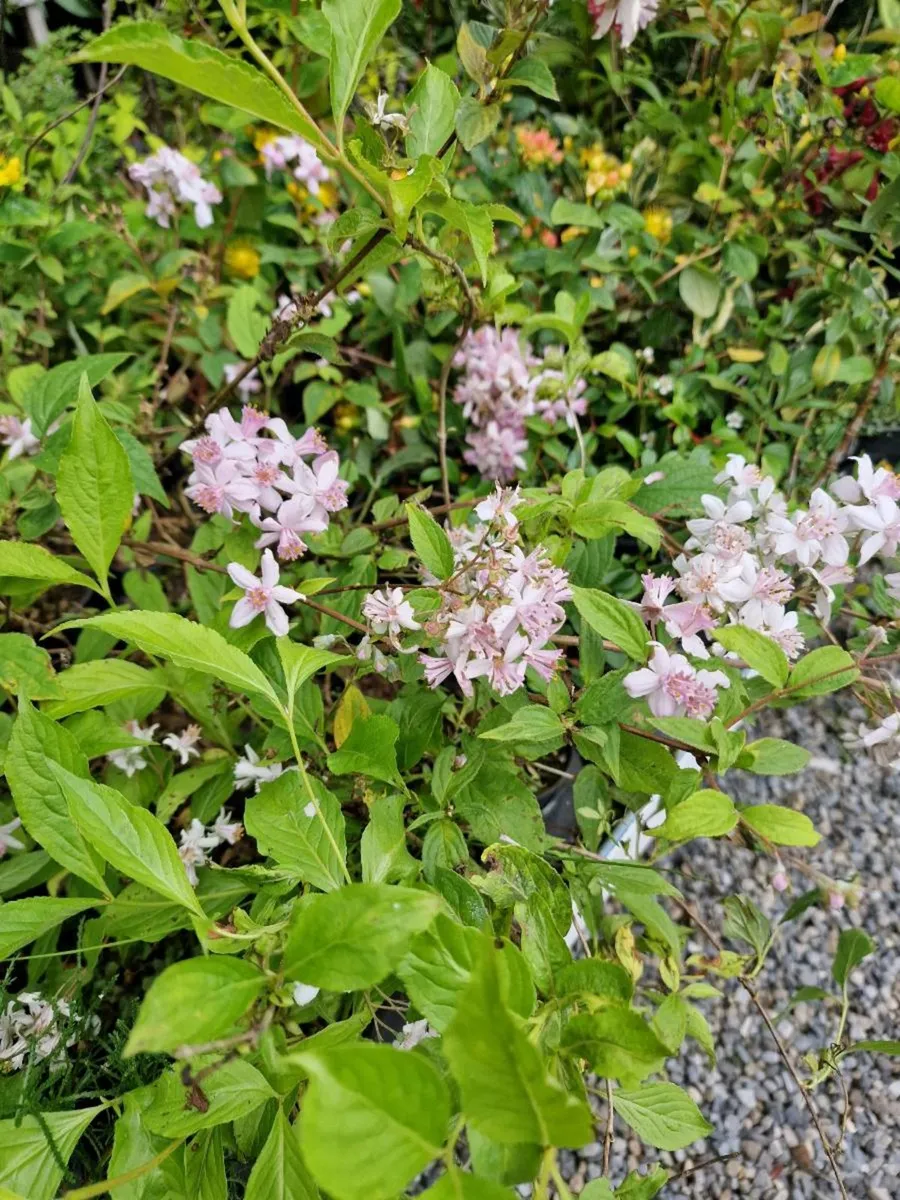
[538,750,583,841]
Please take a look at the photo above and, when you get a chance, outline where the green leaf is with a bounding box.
[323,0,401,135]
[506,58,558,99]
[0,895,100,959]
[571,586,649,663]
[738,738,810,776]
[651,789,737,841]
[549,198,606,230]
[57,611,280,705]
[844,1039,900,1056]
[184,1129,227,1200]
[614,1083,712,1151]
[51,764,205,918]
[479,706,564,746]
[389,155,444,238]
[100,272,152,315]
[722,895,770,960]
[244,771,347,891]
[419,194,494,285]
[862,175,900,233]
[115,428,169,507]
[0,540,100,596]
[0,1106,106,1200]
[277,637,351,697]
[143,1059,274,1137]
[556,958,634,1003]
[246,1111,318,1200]
[832,929,875,988]
[571,501,660,552]
[78,21,325,149]
[406,502,454,579]
[455,97,501,151]
[712,626,789,688]
[443,940,593,1147]
[327,713,401,784]
[283,883,441,990]
[56,376,134,598]
[786,647,859,700]
[678,266,720,319]
[406,64,459,158]
[420,1172,516,1199]
[126,958,266,1055]
[227,286,268,359]
[41,658,166,719]
[0,633,59,700]
[298,1044,449,1200]
[361,793,418,884]
[6,698,109,893]
[562,1007,668,1084]
[23,351,131,437]
[741,804,819,846]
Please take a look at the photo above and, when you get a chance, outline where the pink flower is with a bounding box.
[769,489,849,567]
[831,455,900,505]
[475,483,522,530]
[185,460,257,520]
[639,572,677,623]
[129,146,221,228]
[624,642,729,718]
[362,587,420,639]
[588,0,660,47]
[772,870,789,893]
[223,363,262,398]
[662,600,717,658]
[289,452,349,513]
[0,416,40,460]
[228,549,301,637]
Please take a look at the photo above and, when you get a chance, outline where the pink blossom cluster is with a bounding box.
[453,327,588,482]
[128,146,222,229]
[362,485,572,697]
[588,0,660,48]
[260,135,330,195]
[182,405,348,562]
[625,453,900,719]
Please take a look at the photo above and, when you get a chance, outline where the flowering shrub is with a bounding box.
[0,2,899,1199]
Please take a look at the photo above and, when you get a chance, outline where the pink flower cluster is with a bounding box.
[625,453,900,719]
[260,135,330,195]
[453,327,587,482]
[182,405,348,562]
[128,146,222,229]
[373,485,573,697]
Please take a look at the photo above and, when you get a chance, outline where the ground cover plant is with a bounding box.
[1,0,900,1197]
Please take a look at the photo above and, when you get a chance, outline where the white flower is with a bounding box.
[769,489,849,568]
[228,549,301,637]
[292,982,320,1007]
[362,587,420,640]
[364,91,409,131]
[475,483,522,531]
[223,362,262,398]
[831,455,900,505]
[846,496,900,564]
[162,724,202,766]
[212,807,243,845]
[737,601,805,660]
[0,817,24,858]
[234,744,283,792]
[397,1019,438,1050]
[106,721,158,777]
[854,712,900,770]
[0,415,40,460]
[178,819,221,886]
[653,374,673,396]
[589,0,660,47]
[725,410,745,431]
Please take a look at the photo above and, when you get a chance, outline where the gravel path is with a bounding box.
[564,696,900,1199]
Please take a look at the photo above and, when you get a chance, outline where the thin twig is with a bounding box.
[603,1078,614,1176]
[24,67,128,172]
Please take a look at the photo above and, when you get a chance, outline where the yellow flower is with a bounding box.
[253,128,278,151]
[642,206,673,244]
[628,245,639,259]
[833,43,847,64]
[561,225,588,244]
[0,155,22,188]
[317,182,339,208]
[286,180,305,201]
[224,243,261,280]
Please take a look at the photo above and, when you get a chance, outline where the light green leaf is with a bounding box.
[6,698,109,893]
[455,97,501,151]
[550,198,606,230]
[614,1083,712,1151]
[0,540,101,596]
[741,805,819,847]
[443,940,593,1147]
[786,646,859,700]
[56,376,134,598]
[651,789,737,841]
[227,285,268,360]
[0,633,59,700]
[323,0,401,136]
[23,351,131,436]
[570,500,660,551]
[327,713,401,784]
[738,738,810,776]
[406,64,459,158]
[143,1059,274,1137]
[479,706,564,746]
[0,895,100,959]
[560,1009,668,1084]
[420,1172,516,1199]
[246,1111,318,1200]
[406,502,454,579]
[41,658,166,719]
[572,586,649,663]
[184,1129,227,1200]
[298,1044,450,1200]
[78,21,325,149]
[126,958,266,1055]
[51,764,205,918]
[832,929,875,988]
[276,638,351,698]
[389,155,444,238]
[244,772,347,891]
[57,611,280,705]
[101,272,153,315]
[283,883,441,990]
[712,626,789,688]
[678,266,720,319]
[844,1039,900,1056]
[506,58,558,100]
[361,793,418,885]
[0,1106,106,1200]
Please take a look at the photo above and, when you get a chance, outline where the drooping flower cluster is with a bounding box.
[182,405,347,562]
[178,808,243,886]
[260,134,330,195]
[0,992,89,1073]
[360,486,570,698]
[625,453,900,718]
[128,146,222,229]
[588,0,660,48]
[453,328,587,481]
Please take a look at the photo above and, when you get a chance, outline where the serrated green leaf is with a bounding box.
[614,1083,712,1151]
